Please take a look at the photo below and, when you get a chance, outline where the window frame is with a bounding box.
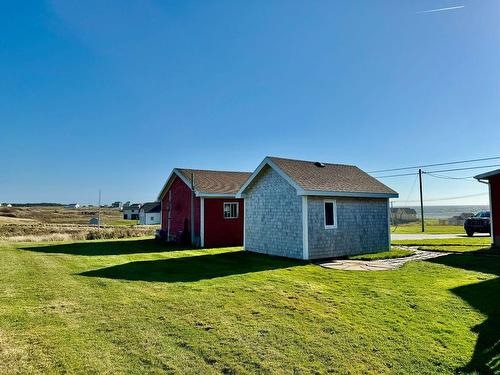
[324,200,337,229]
[223,202,239,219]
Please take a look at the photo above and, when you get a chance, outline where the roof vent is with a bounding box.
[314,162,326,168]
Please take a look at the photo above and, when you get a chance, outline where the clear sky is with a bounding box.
[2,0,499,206]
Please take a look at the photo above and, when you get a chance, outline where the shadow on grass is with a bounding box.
[79,251,303,282]
[21,239,193,256]
[428,247,500,374]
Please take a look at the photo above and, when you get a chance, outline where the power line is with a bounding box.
[368,156,500,174]
[375,163,500,179]
[394,192,488,203]
[423,164,500,174]
[425,173,475,181]
[374,172,418,179]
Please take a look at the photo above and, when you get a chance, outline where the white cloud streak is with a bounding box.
[416,5,465,14]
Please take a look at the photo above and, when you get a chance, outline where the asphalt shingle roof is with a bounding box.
[177,169,252,194]
[140,202,161,213]
[268,156,397,195]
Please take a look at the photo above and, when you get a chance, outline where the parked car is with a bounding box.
[464,211,491,237]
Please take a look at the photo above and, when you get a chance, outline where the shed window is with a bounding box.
[324,200,337,229]
[224,202,239,219]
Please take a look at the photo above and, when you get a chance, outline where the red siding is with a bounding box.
[491,175,500,243]
[160,176,200,243]
[203,198,244,248]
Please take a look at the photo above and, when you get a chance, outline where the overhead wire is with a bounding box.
[368,156,500,174]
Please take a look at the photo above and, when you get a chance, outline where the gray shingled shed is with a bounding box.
[237,156,399,260]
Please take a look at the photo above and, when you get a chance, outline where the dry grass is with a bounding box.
[0,206,156,242]
[0,223,155,242]
[0,206,126,225]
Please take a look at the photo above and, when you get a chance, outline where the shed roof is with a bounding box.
[475,169,500,180]
[158,168,251,199]
[140,202,161,213]
[238,156,398,198]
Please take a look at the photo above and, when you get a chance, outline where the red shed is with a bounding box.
[475,169,500,247]
[157,168,251,248]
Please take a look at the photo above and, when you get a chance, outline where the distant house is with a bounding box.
[390,207,417,224]
[439,212,474,226]
[157,168,251,247]
[67,203,80,209]
[89,217,99,226]
[236,156,398,260]
[123,204,141,220]
[139,202,161,225]
[111,201,122,209]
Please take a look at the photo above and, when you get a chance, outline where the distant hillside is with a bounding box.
[3,203,66,207]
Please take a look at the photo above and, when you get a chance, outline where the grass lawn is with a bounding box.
[105,219,139,226]
[392,237,493,254]
[348,247,414,260]
[1,238,500,373]
[391,224,464,234]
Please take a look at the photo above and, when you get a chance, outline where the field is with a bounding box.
[0,206,155,242]
[1,237,499,373]
[391,218,466,234]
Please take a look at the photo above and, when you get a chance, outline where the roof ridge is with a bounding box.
[267,156,357,168]
[176,168,251,174]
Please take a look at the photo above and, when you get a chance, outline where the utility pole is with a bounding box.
[98,189,101,230]
[418,169,424,232]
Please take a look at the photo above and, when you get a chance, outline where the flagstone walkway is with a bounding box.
[318,249,451,271]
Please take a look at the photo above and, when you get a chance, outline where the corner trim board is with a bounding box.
[302,196,309,260]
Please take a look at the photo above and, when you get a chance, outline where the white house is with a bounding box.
[138,202,161,225]
[123,203,141,220]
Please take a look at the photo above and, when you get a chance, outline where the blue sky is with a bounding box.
[1,0,499,205]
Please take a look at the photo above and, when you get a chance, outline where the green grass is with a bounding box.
[391,224,464,234]
[393,237,492,254]
[105,219,139,226]
[1,238,500,373]
[348,247,414,260]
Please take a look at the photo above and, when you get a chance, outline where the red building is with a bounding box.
[157,168,251,248]
[475,169,500,247]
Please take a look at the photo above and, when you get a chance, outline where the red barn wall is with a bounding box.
[160,176,200,242]
[203,198,244,248]
[491,175,500,245]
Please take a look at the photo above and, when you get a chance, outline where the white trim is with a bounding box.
[300,190,398,199]
[196,192,237,198]
[489,183,495,246]
[387,199,391,249]
[324,200,338,229]
[157,169,193,200]
[236,157,304,198]
[200,197,205,248]
[243,199,246,250]
[223,202,239,219]
[302,196,309,260]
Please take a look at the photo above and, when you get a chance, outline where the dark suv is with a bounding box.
[464,211,491,237]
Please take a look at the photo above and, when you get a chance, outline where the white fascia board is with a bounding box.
[195,192,237,198]
[157,169,194,201]
[475,169,500,180]
[236,157,304,198]
[299,190,399,199]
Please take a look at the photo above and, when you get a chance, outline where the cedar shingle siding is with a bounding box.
[244,166,304,259]
[307,196,390,259]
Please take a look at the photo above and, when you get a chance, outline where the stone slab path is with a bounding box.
[318,249,451,271]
